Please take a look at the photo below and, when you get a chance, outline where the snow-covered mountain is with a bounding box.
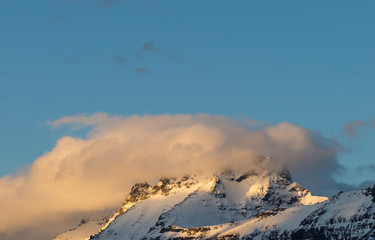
[54,168,375,240]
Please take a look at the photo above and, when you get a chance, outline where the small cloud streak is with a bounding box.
[135,41,183,62]
[133,67,151,74]
[65,57,80,63]
[51,113,110,126]
[135,41,157,59]
[131,41,185,73]
[0,113,346,239]
[141,41,156,52]
[114,54,127,66]
[342,120,365,139]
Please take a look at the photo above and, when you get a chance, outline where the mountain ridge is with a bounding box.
[54,167,340,240]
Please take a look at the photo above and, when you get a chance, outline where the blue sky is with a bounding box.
[1,0,375,185]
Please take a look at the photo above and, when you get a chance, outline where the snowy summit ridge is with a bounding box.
[54,165,375,240]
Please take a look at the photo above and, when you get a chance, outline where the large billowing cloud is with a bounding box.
[0,113,343,240]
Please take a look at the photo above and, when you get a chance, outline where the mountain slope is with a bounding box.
[85,169,326,240]
[54,169,375,240]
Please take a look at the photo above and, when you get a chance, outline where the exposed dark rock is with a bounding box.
[125,182,151,203]
[365,185,375,202]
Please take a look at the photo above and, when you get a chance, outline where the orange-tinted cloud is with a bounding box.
[0,113,341,240]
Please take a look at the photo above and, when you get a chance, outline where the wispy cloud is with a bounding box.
[50,112,120,127]
[135,41,157,59]
[135,41,185,63]
[141,41,156,52]
[341,118,375,139]
[342,120,365,139]
[65,57,81,63]
[133,67,151,74]
[114,54,127,66]
[125,40,185,74]
[112,53,151,73]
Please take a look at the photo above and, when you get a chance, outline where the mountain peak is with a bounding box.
[54,167,332,240]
